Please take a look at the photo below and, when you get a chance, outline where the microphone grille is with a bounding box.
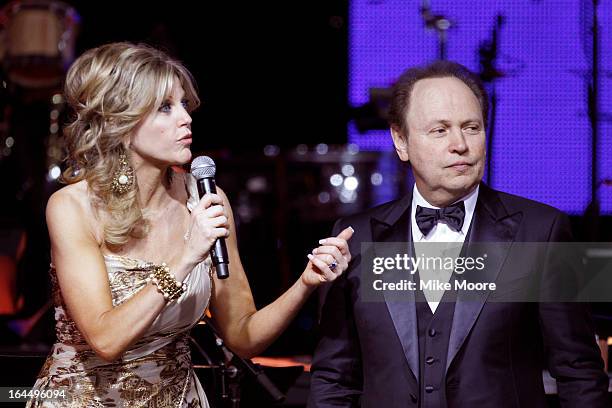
[191,155,216,179]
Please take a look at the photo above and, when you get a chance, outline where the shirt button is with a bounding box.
[428,328,437,337]
[425,385,434,393]
[426,356,435,365]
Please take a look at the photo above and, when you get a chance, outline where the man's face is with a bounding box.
[392,76,486,205]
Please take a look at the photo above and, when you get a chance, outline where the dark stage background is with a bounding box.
[0,1,611,406]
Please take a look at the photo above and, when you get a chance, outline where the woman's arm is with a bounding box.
[209,188,352,358]
[47,188,227,362]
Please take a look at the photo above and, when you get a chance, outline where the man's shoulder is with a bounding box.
[488,186,566,220]
[333,196,409,232]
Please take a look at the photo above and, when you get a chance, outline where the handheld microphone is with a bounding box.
[191,156,230,279]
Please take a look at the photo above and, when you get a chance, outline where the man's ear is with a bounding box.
[390,126,409,162]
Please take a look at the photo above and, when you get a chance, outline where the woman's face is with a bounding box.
[128,80,193,167]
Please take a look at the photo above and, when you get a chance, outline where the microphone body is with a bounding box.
[191,157,230,279]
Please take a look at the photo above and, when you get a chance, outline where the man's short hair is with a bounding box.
[388,60,489,138]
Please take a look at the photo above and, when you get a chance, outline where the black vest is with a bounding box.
[415,269,457,408]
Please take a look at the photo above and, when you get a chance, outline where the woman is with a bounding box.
[27,42,352,407]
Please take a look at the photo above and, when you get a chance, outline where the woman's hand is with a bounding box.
[182,193,230,268]
[302,227,354,287]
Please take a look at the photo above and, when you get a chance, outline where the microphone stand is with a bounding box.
[478,15,504,186]
[586,0,600,242]
[201,316,285,408]
[420,0,453,60]
[579,0,602,243]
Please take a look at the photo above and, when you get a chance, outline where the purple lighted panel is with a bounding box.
[349,0,611,214]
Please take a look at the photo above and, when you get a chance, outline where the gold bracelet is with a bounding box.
[145,263,187,302]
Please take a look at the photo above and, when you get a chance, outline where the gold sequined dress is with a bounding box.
[27,174,213,407]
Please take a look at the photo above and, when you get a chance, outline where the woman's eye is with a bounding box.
[159,102,172,113]
[181,99,190,110]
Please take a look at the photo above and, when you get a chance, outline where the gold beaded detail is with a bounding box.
[145,262,187,302]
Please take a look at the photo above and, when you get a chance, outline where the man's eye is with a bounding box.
[464,125,480,133]
[431,128,446,135]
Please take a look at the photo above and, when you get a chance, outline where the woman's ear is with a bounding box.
[122,133,132,151]
[390,126,409,162]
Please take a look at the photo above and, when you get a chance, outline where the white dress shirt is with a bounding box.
[411,184,480,313]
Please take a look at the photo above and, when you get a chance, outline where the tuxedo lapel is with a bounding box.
[446,183,523,371]
[370,192,420,381]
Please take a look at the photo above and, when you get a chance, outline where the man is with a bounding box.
[308,61,608,407]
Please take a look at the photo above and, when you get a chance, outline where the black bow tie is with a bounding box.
[415,201,466,236]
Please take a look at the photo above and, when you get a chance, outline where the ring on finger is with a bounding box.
[328,261,338,271]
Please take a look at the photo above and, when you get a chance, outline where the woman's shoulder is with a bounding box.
[47,180,103,242]
[47,180,90,213]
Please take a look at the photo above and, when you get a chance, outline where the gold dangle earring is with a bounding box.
[111,152,135,195]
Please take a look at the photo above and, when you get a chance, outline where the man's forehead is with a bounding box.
[407,77,482,117]
[411,77,474,99]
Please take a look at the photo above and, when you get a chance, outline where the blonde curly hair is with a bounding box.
[62,42,200,247]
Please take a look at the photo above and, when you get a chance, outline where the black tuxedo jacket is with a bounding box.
[308,183,608,407]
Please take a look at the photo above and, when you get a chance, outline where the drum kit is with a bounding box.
[0,0,79,90]
[0,0,79,166]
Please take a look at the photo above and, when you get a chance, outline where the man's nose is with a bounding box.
[449,128,468,154]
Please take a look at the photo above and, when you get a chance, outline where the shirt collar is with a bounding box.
[411,183,480,239]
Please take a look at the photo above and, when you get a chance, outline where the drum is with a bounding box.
[0,0,79,88]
